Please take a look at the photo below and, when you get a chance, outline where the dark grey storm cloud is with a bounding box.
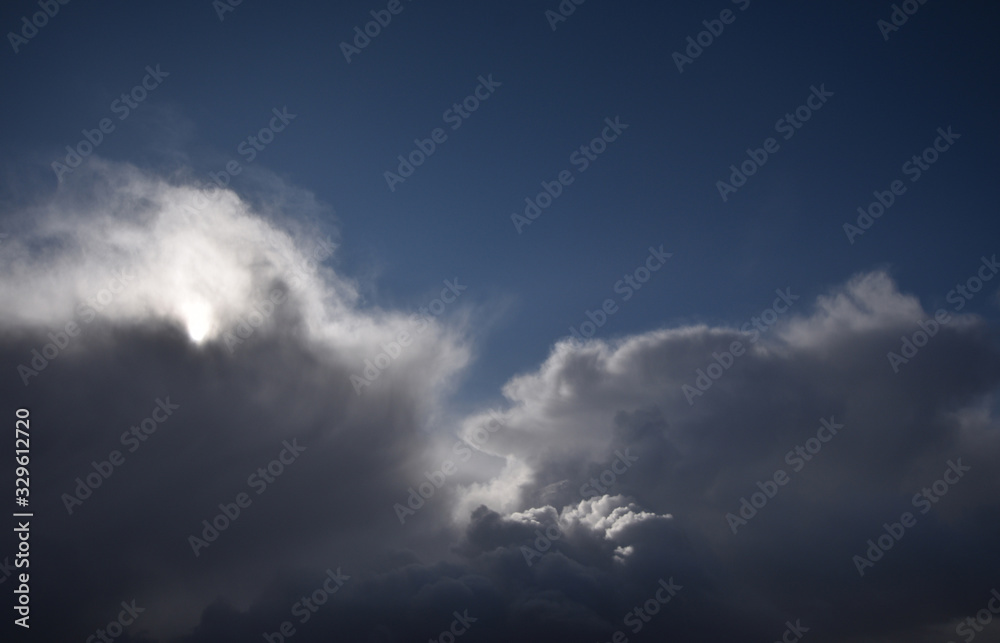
[0,163,998,643]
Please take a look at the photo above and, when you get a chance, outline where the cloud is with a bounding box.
[0,160,472,640]
[1,161,998,642]
[437,268,1000,642]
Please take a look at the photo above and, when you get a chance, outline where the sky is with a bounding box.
[0,0,998,641]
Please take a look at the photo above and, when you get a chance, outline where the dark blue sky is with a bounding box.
[3,0,997,406]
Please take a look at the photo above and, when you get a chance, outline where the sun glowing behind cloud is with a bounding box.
[0,160,351,343]
[0,159,473,406]
[179,299,212,343]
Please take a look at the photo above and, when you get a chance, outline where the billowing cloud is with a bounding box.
[1,162,998,642]
[438,269,1000,642]
[0,160,473,640]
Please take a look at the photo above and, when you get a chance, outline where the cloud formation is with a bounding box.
[1,162,998,642]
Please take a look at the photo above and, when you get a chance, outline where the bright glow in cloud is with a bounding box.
[0,159,472,401]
